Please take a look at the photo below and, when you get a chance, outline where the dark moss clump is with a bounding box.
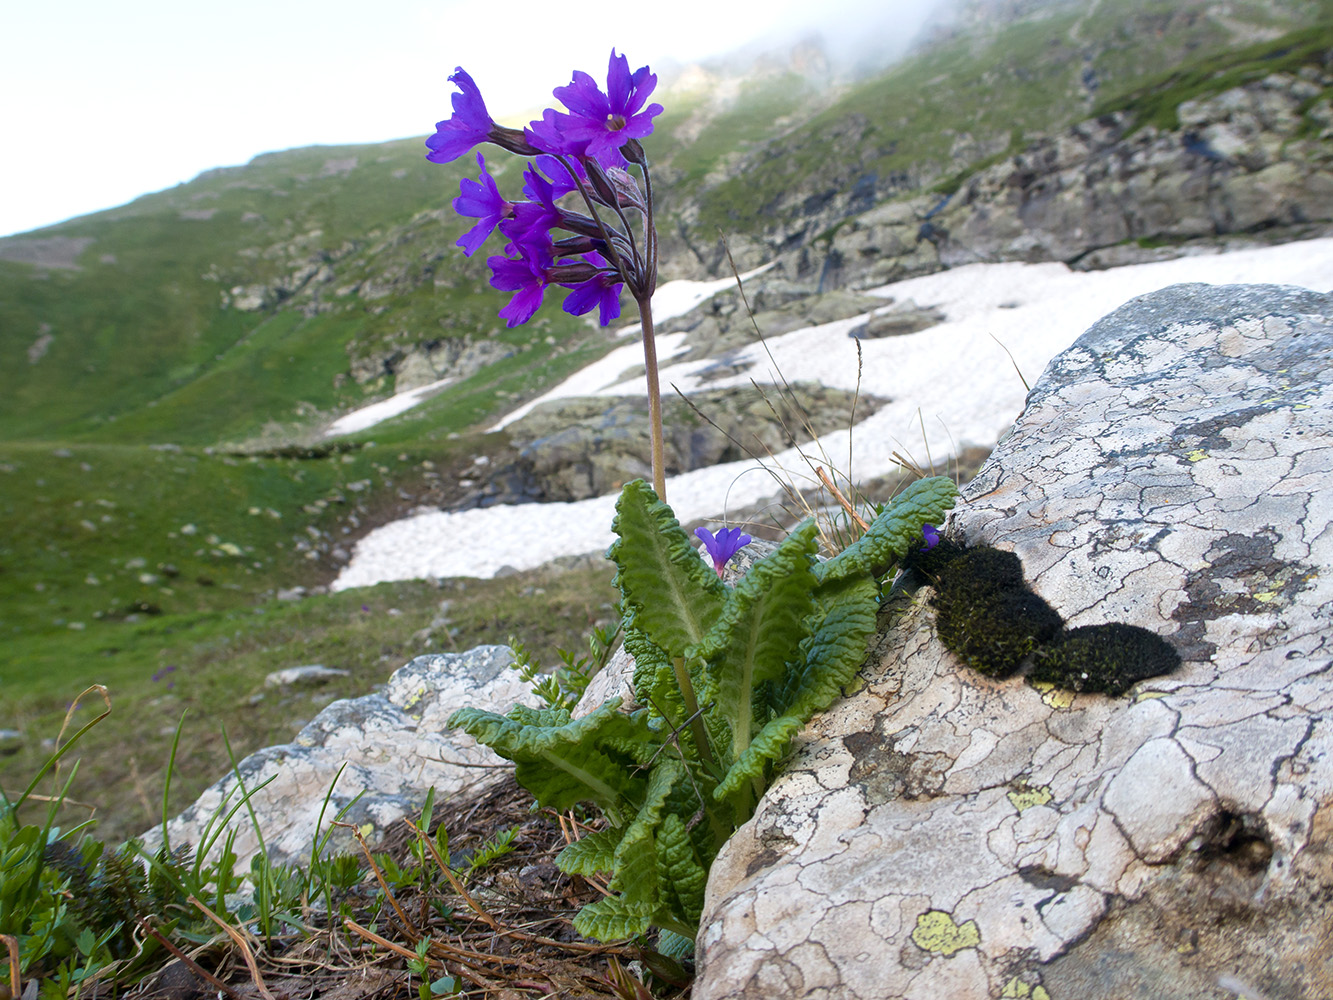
[929,547,1062,677]
[903,535,968,578]
[1030,623,1182,697]
[918,535,1181,696]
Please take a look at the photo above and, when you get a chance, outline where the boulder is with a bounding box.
[505,385,884,502]
[849,299,945,339]
[694,284,1333,999]
[144,647,536,869]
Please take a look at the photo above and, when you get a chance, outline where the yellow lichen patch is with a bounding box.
[1000,978,1051,999]
[1007,785,1054,812]
[1134,690,1168,703]
[1032,681,1075,709]
[401,686,427,712]
[1186,449,1207,462]
[1253,590,1278,603]
[911,910,981,956]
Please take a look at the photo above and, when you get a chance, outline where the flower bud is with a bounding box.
[487,125,543,157]
[606,167,646,211]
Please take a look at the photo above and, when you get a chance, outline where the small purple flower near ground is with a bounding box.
[921,523,940,551]
[695,526,752,577]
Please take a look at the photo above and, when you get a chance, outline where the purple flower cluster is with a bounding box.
[426,51,663,328]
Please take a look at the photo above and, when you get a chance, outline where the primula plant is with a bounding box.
[429,53,959,947]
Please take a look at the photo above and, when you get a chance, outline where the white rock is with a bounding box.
[695,284,1333,999]
[145,647,536,869]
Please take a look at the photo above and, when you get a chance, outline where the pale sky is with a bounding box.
[0,0,943,238]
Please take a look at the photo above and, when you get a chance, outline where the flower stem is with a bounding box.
[636,294,667,500]
[672,656,716,771]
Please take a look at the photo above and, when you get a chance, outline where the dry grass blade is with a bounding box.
[402,816,500,931]
[404,818,623,954]
[989,332,1030,391]
[815,467,870,531]
[187,895,277,1000]
[2,934,20,999]
[335,819,419,942]
[140,920,244,1000]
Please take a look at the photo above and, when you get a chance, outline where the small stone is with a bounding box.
[264,665,348,688]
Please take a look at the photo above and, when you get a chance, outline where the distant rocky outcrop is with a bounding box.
[693,283,1333,999]
[504,384,885,503]
[728,70,1333,292]
[348,335,515,392]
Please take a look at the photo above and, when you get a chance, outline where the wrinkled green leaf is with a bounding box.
[449,700,656,820]
[656,813,708,929]
[779,574,880,722]
[714,714,805,802]
[555,828,619,877]
[696,521,819,766]
[609,481,726,659]
[816,476,958,583]
[625,623,689,735]
[573,889,655,942]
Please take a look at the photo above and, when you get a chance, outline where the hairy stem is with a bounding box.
[671,656,716,771]
[636,294,667,499]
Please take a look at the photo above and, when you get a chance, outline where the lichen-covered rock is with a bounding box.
[695,284,1333,999]
[143,646,535,868]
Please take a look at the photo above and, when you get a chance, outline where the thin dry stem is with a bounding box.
[335,820,419,942]
[140,919,244,1000]
[815,467,870,531]
[2,934,19,999]
[187,895,277,1000]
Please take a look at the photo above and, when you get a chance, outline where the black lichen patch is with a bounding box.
[1030,623,1182,696]
[928,547,1063,677]
[917,537,1181,696]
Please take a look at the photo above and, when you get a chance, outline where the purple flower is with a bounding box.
[527,50,663,166]
[560,252,623,326]
[695,526,752,577]
[489,240,552,328]
[920,524,940,552]
[454,153,513,256]
[426,68,494,164]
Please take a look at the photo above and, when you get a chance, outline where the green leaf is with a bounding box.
[609,758,683,903]
[449,700,655,820]
[555,828,619,876]
[816,476,958,583]
[696,520,819,766]
[573,890,655,942]
[714,714,805,802]
[655,813,708,930]
[780,574,880,722]
[609,481,726,659]
[625,624,688,734]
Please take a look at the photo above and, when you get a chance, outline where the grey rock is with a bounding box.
[0,729,23,756]
[849,299,946,339]
[505,385,884,503]
[694,284,1333,999]
[145,646,536,869]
